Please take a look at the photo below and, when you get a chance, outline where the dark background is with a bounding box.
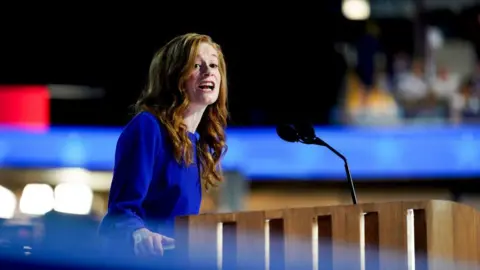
[0,3,478,127]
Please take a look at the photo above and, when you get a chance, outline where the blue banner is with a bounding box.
[0,125,479,180]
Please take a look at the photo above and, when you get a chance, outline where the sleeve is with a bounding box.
[101,112,163,237]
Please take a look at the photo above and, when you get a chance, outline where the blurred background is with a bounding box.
[0,0,480,265]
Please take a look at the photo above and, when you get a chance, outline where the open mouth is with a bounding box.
[198,81,215,91]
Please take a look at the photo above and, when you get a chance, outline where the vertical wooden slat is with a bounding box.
[331,206,347,270]
[284,208,316,269]
[187,214,222,269]
[377,203,408,270]
[452,203,478,270]
[174,215,191,268]
[426,200,454,270]
[331,206,362,270]
[236,211,266,269]
[476,211,480,268]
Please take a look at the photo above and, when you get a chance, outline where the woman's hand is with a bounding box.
[132,228,175,257]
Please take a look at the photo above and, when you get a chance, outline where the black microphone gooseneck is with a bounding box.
[276,124,358,205]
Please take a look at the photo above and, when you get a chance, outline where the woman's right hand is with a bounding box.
[132,228,175,257]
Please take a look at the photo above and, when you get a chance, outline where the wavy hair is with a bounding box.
[134,33,228,191]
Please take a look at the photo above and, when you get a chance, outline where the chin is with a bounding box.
[201,94,219,105]
[190,90,219,107]
[203,98,218,106]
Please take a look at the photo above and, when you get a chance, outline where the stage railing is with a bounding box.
[175,200,480,269]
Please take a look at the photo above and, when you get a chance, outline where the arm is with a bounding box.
[101,112,163,237]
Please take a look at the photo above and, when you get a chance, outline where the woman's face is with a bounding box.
[185,42,221,110]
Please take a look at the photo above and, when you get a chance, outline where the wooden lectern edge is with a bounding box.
[174,200,480,268]
[175,199,478,223]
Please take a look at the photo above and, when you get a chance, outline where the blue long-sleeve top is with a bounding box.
[98,111,202,244]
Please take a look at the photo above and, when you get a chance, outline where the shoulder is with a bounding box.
[117,111,165,145]
[125,111,162,133]
[127,111,160,128]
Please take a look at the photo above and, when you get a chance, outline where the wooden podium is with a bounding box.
[175,200,480,269]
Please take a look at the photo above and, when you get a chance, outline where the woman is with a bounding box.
[98,33,228,258]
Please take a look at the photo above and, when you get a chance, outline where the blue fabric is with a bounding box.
[98,111,202,251]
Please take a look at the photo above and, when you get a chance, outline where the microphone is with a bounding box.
[276,124,358,205]
[276,124,299,143]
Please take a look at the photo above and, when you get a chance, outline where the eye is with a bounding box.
[194,63,201,69]
[209,63,218,69]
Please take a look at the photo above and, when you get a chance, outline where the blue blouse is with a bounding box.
[98,111,202,243]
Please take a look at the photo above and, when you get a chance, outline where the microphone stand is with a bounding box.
[301,136,358,205]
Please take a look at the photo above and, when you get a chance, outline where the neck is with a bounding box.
[184,105,207,133]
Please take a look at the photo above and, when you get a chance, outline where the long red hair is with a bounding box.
[135,33,228,190]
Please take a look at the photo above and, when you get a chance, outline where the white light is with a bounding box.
[54,168,91,183]
[427,27,444,50]
[19,184,54,215]
[54,183,93,215]
[0,186,17,219]
[342,0,371,21]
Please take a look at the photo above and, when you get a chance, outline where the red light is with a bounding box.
[0,85,50,131]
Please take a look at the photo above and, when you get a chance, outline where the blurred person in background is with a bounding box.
[472,62,480,93]
[355,21,381,112]
[430,66,461,118]
[392,53,411,85]
[395,60,431,119]
[98,33,229,259]
[451,62,480,123]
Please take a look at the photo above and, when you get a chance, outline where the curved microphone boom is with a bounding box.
[276,124,358,205]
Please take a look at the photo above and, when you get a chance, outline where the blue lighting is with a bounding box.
[0,125,479,180]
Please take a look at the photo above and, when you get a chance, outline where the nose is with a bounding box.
[200,64,213,76]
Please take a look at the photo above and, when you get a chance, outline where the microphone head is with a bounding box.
[276,124,299,143]
[293,122,316,139]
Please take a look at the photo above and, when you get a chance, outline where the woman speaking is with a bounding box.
[98,33,229,258]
